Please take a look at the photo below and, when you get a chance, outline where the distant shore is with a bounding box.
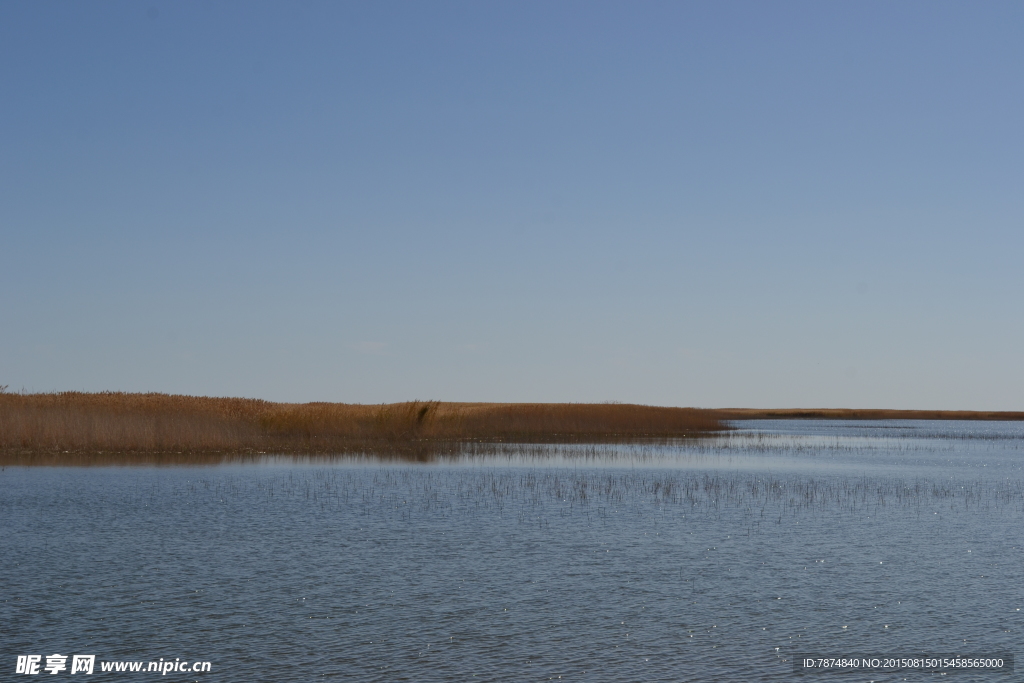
[1,392,1021,465]
[717,408,1024,421]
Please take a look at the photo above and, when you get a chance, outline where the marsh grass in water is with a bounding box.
[160,468,1024,524]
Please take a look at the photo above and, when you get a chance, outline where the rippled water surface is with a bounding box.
[3,420,1023,681]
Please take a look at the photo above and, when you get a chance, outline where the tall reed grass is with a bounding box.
[0,392,725,464]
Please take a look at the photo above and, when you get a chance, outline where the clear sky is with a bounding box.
[2,1,1022,408]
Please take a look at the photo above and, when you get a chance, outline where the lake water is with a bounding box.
[2,420,1023,681]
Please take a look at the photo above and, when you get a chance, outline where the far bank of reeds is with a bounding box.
[0,392,724,465]
[717,408,1024,421]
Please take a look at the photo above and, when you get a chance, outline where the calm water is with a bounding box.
[2,420,1023,681]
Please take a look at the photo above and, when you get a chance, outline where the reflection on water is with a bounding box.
[2,420,1022,682]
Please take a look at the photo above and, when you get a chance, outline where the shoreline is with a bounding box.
[717,408,1024,421]
[2,392,1022,465]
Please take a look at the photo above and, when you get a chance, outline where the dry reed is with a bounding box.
[0,392,724,464]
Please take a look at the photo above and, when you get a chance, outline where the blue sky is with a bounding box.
[2,1,1022,408]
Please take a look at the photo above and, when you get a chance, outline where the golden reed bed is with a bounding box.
[2,392,1021,465]
[0,392,723,465]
